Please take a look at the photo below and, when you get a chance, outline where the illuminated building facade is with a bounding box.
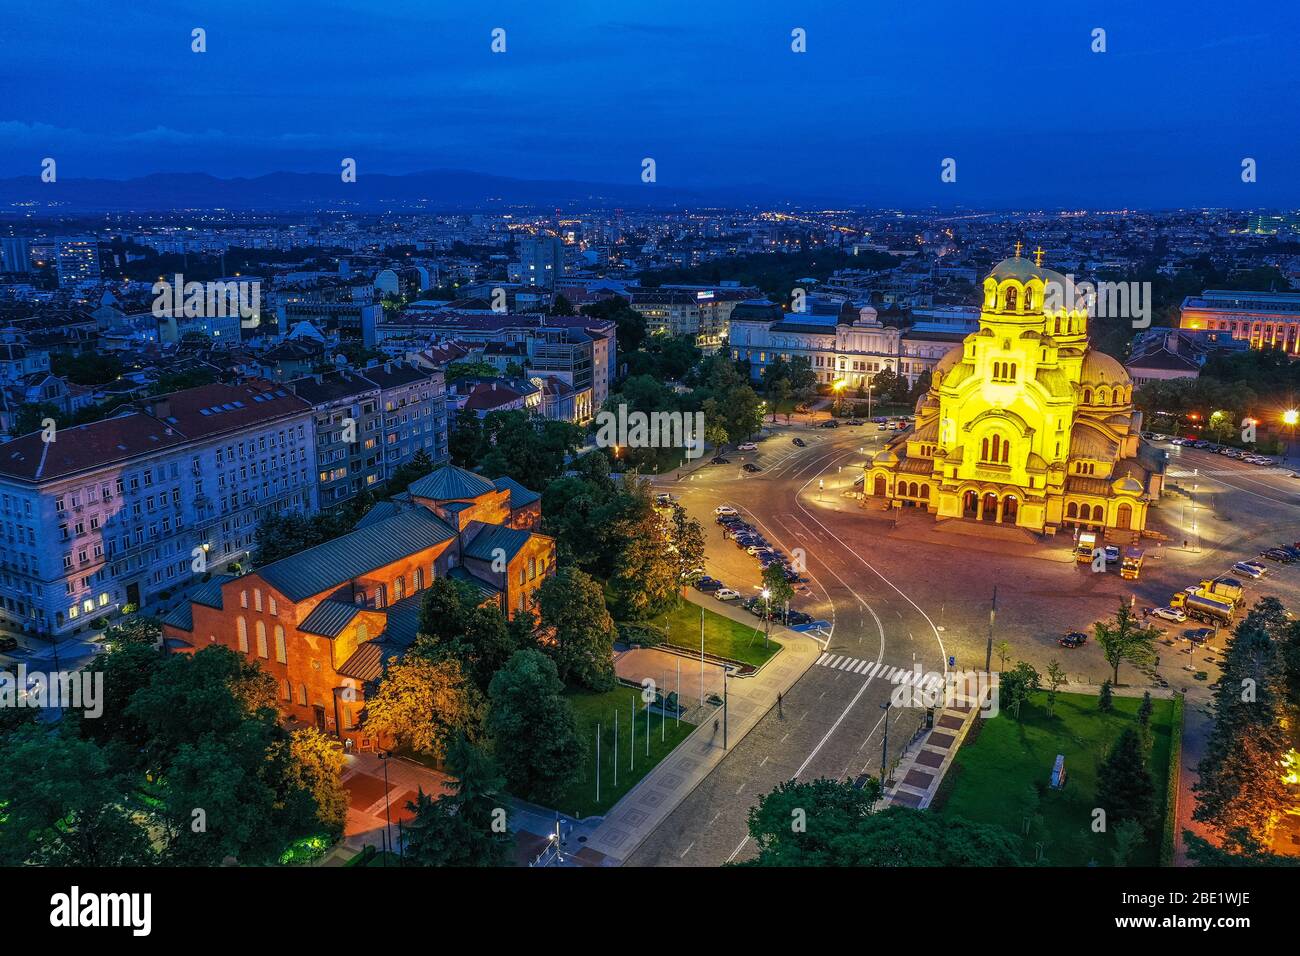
[865,252,1160,535]
[1180,290,1300,354]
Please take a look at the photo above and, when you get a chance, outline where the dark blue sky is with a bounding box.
[3,0,1298,206]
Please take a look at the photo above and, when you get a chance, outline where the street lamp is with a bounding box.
[879,701,893,793]
[761,587,771,648]
[1285,409,1298,464]
[378,750,394,865]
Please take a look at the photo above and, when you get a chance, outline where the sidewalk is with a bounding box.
[580,590,822,864]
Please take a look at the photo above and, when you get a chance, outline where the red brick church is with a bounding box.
[161,465,554,747]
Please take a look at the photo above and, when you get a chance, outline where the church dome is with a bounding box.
[1080,349,1130,386]
[986,256,1050,284]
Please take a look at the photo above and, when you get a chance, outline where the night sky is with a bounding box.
[3,0,1298,206]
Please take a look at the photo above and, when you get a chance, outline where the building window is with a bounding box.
[240,590,248,609]
[256,621,268,659]
[237,616,248,653]
[275,625,287,664]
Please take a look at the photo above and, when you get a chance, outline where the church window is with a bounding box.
[1004,288,1018,311]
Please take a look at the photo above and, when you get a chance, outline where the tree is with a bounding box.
[604,478,679,619]
[125,645,279,774]
[485,650,586,805]
[101,614,162,652]
[668,505,706,583]
[995,640,1012,671]
[73,641,165,774]
[742,777,1019,866]
[253,510,352,566]
[1097,728,1157,836]
[1099,679,1114,711]
[1044,658,1067,717]
[363,655,482,760]
[1000,661,1040,721]
[403,734,512,867]
[1193,600,1295,851]
[550,293,574,316]
[287,727,349,837]
[449,413,484,467]
[1137,691,1154,755]
[385,448,435,495]
[414,577,518,692]
[536,567,617,690]
[10,401,61,438]
[1094,602,1160,685]
[0,725,156,866]
[762,561,795,620]
[1111,818,1145,867]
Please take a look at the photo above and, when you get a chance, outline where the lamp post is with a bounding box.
[761,587,771,649]
[378,750,394,866]
[879,701,893,792]
[1285,409,1298,465]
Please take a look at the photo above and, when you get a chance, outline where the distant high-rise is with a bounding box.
[55,237,101,286]
[509,235,566,288]
[1,237,32,273]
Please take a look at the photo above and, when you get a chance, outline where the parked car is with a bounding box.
[714,588,741,601]
[1184,627,1213,644]
[1232,561,1265,579]
[1103,545,1120,564]
[819,420,839,429]
[1058,631,1088,648]
[845,419,864,426]
[1153,606,1187,623]
[742,462,762,473]
[714,505,738,516]
[680,567,705,582]
[710,456,730,465]
[792,437,806,447]
[0,636,18,652]
[785,610,813,626]
[737,442,758,451]
[1262,548,1295,563]
[694,576,722,592]
[654,493,677,507]
[1240,560,1267,574]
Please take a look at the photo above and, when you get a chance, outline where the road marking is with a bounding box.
[679,841,695,859]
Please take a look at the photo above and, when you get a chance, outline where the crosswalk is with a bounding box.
[814,652,946,692]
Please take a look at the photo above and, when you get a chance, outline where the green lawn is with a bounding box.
[936,690,1177,866]
[652,601,781,668]
[553,685,696,819]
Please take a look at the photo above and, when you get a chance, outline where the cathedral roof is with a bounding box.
[1080,349,1130,386]
[985,257,1069,289]
[1070,420,1119,460]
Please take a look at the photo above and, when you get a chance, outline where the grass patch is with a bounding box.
[938,690,1176,866]
[553,684,696,819]
[344,847,403,867]
[651,600,781,668]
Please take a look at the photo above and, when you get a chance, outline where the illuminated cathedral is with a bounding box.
[864,248,1160,536]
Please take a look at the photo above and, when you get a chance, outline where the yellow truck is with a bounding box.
[1120,547,1144,580]
[1197,577,1245,607]
[1170,586,1235,626]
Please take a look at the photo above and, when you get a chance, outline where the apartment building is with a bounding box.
[0,380,317,637]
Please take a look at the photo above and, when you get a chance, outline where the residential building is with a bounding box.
[0,380,317,637]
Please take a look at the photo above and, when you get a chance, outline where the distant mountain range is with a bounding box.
[0,169,728,212]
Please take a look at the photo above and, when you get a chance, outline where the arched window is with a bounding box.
[981,437,990,460]
[274,625,287,664]
[873,476,886,497]
[1002,438,1010,463]
[254,589,262,612]
[236,616,248,653]
[1067,502,1078,518]
[1097,387,1110,405]
[240,590,248,609]
[1023,288,1034,310]
[1004,287,1018,311]
[413,567,424,591]
[1083,388,1092,404]
[1054,318,1061,334]
[920,484,930,499]
[255,620,268,659]
[394,575,405,601]
[1009,363,1016,379]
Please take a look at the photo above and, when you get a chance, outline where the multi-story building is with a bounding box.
[1,237,32,274]
[0,380,317,637]
[160,465,555,745]
[372,311,613,414]
[1179,289,1300,354]
[509,235,566,288]
[289,363,448,511]
[54,238,101,287]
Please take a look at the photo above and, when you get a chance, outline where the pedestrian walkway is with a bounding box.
[882,679,993,810]
[813,652,946,694]
[580,592,822,864]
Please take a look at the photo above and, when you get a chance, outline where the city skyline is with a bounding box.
[3,0,1299,207]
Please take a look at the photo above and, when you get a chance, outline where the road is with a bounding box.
[630,421,946,865]
[626,425,1300,866]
